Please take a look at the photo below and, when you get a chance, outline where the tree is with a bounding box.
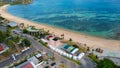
[23,29,28,33]
[69,38,72,41]
[21,39,31,47]
[19,23,24,29]
[0,31,6,43]
[87,47,90,51]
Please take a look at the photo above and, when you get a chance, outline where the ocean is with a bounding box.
[7,0,120,39]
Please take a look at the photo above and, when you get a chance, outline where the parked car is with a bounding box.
[51,62,56,66]
[44,66,49,68]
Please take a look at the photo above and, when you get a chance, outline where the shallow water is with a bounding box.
[7,0,120,39]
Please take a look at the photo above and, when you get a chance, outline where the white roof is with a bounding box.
[8,22,17,27]
[41,39,47,43]
[27,56,39,65]
[27,27,39,32]
[35,53,42,58]
[77,53,85,60]
[71,48,79,54]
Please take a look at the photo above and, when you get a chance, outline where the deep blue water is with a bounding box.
[7,0,120,39]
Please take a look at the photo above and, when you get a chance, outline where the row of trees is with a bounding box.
[0,31,7,43]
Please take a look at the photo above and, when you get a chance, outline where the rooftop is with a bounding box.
[21,62,34,68]
[0,45,4,51]
[7,22,17,27]
[26,26,40,32]
[61,44,78,54]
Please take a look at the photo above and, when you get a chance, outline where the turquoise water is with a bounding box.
[7,0,120,39]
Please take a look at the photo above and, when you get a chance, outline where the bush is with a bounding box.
[97,58,119,68]
[21,39,31,47]
[23,29,28,33]
[0,31,6,43]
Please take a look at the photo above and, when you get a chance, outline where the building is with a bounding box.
[61,44,79,54]
[26,26,44,36]
[16,56,40,68]
[7,22,17,27]
[16,61,36,68]
[0,44,9,54]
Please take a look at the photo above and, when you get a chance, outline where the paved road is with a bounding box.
[0,47,36,67]
[25,34,96,68]
[80,57,96,68]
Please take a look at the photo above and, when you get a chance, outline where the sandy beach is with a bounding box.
[0,5,120,52]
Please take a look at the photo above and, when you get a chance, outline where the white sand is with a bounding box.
[0,5,120,52]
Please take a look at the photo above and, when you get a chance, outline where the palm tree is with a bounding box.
[19,23,24,29]
[61,34,64,39]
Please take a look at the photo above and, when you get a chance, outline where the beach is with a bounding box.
[0,5,120,52]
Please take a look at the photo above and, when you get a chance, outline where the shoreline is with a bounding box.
[0,5,120,52]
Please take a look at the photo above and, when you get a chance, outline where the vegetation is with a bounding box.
[23,29,28,33]
[0,0,32,6]
[39,41,48,47]
[69,38,72,41]
[88,53,120,68]
[63,56,80,65]
[97,58,120,68]
[59,64,66,68]
[1,50,11,57]
[88,53,99,62]
[20,39,31,47]
[0,31,7,43]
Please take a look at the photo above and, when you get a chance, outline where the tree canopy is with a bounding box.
[0,31,6,43]
[21,39,31,47]
[97,58,120,68]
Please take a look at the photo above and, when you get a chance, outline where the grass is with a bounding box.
[59,64,67,68]
[88,53,99,62]
[63,56,80,65]
[39,41,48,47]
[1,50,11,57]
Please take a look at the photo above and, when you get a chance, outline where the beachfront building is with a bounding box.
[61,44,79,55]
[7,22,18,27]
[42,35,85,60]
[26,26,44,36]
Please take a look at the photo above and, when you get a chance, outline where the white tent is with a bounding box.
[41,39,47,43]
[60,50,64,55]
[69,54,72,58]
[77,53,85,60]
[73,56,77,60]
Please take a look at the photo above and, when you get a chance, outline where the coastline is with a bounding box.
[0,5,120,52]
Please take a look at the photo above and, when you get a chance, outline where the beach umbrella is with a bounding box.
[63,52,66,56]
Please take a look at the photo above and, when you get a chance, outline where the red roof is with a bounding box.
[0,45,4,51]
[21,62,34,68]
[47,36,53,38]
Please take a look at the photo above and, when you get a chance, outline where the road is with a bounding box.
[25,34,96,68]
[0,47,36,67]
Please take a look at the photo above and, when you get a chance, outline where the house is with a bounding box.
[0,45,4,51]
[16,56,40,68]
[7,22,17,27]
[0,44,9,54]
[16,61,36,68]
